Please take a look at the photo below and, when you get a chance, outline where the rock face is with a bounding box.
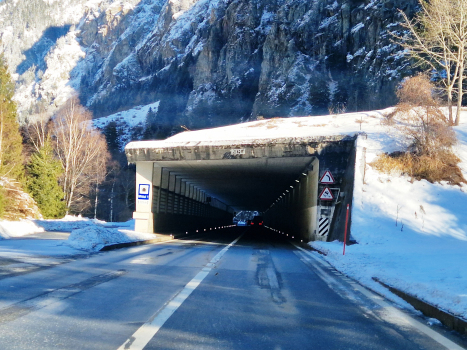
[0,0,417,131]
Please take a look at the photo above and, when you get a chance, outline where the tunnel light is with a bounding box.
[302,173,307,176]
[286,234,288,236]
[295,180,299,183]
[196,230,198,232]
[186,232,188,234]
[290,186,293,188]
[301,240,303,242]
[286,190,289,193]
[292,236,294,239]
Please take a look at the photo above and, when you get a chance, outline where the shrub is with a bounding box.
[373,74,465,185]
[371,151,466,185]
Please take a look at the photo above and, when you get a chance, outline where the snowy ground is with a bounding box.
[0,216,157,253]
[310,111,467,321]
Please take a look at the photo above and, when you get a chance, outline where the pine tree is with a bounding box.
[103,121,121,156]
[0,54,23,180]
[26,140,66,218]
[309,76,330,115]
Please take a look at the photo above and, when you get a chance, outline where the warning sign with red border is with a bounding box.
[319,187,334,201]
[319,170,335,184]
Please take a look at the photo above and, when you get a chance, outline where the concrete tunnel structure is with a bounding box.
[125,117,359,242]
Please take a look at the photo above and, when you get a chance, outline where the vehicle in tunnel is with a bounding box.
[251,215,264,226]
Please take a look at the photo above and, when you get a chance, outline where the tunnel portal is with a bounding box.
[125,124,357,242]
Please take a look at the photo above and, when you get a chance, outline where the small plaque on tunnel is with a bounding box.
[231,148,246,155]
[138,184,150,200]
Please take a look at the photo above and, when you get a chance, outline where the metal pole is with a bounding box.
[343,204,350,255]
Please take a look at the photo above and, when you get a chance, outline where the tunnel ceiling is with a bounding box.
[154,157,315,212]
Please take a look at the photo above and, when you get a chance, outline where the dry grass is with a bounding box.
[355,119,368,124]
[0,177,42,220]
[248,118,280,129]
[371,151,466,185]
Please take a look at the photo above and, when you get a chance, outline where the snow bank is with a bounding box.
[311,112,467,319]
[34,216,135,232]
[67,226,157,251]
[0,220,44,239]
[0,215,136,240]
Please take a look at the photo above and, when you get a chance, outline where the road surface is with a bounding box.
[0,226,465,350]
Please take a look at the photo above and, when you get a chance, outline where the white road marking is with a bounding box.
[118,234,244,350]
[294,245,465,350]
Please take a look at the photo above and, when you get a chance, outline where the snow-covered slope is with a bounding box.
[310,113,467,320]
[93,101,160,149]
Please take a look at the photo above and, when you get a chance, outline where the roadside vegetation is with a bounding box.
[372,75,465,185]
[0,54,116,220]
[375,0,467,185]
[396,0,467,126]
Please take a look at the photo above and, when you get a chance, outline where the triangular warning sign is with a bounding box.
[319,187,334,201]
[320,170,335,184]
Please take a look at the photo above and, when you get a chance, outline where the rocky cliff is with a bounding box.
[0,0,417,132]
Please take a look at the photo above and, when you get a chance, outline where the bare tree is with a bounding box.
[396,0,467,125]
[395,74,456,156]
[23,108,53,153]
[52,97,109,214]
[90,151,114,219]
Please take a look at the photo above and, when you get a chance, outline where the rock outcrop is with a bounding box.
[0,0,418,132]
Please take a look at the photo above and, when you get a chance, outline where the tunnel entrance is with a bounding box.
[126,131,356,242]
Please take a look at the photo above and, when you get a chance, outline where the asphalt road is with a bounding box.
[0,226,465,350]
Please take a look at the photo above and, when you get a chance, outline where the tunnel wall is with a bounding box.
[133,162,233,234]
[133,162,155,233]
[326,137,357,242]
[263,139,357,243]
[264,158,319,241]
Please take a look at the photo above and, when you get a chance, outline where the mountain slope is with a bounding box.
[1,0,417,131]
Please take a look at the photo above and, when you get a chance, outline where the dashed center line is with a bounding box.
[118,233,244,350]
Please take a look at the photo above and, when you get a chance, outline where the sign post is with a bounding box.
[343,204,350,255]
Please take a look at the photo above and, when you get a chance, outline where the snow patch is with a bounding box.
[67,226,156,251]
[0,220,45,239]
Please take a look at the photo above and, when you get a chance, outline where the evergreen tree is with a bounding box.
[103,121,121,156]
[309,77,330,115]
[26,140,66,218]
[0,54,23,180]
[142,107,157,140]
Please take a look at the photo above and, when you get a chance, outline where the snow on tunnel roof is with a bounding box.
[125,109,394,150]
